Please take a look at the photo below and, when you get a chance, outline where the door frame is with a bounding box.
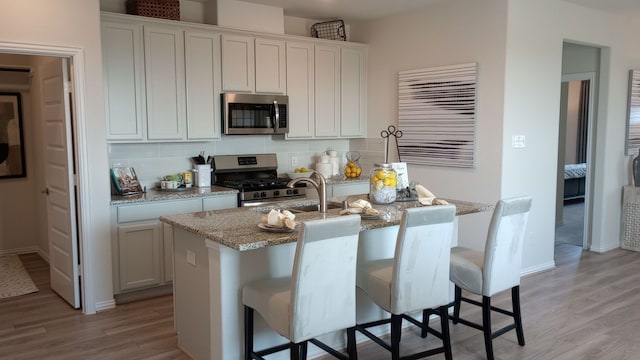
[560,71,596,250]
[0,42,94,313]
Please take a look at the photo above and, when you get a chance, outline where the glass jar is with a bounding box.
[344,151,362,179]
[369,163,397,204]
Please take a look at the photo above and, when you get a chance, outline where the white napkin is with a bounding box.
[415,184,449,206]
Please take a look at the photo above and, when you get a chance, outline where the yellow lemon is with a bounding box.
[355,168,362,176]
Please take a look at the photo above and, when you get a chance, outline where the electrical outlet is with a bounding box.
[291,156,298,167]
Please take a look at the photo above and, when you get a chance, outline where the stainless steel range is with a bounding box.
[213,153,306,207]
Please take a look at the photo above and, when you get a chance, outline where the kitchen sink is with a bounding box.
[262,202,343,214]
[283,203,342,213]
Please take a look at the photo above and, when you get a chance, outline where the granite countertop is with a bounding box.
[160,195,493,251]
[110,176,367,205]
[110,185,238,205]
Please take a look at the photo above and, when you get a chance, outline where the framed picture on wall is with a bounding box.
[0,92,26,179]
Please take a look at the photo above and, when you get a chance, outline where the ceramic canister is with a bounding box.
[315,162,333,178]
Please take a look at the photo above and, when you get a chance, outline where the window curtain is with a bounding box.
[576,80,590,163]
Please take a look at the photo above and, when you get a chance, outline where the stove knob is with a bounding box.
[286,189,293,195]
[292,189,299,195]
[273,190,280,196]
[261,192,267,198]
[253,192,261,199]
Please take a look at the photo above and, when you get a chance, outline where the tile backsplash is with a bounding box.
[108,136,387,190]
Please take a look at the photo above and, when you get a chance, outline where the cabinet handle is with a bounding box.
[41,188,50,195]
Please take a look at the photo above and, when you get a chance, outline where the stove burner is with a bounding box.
[222,177,292,191]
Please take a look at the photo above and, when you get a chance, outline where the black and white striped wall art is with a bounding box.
[397,62,477,168]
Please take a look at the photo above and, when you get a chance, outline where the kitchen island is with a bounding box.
[160,196,491,360]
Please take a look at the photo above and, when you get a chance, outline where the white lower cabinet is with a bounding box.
[118,221,163,290]
[330,181,369,197]
[112,195,237,295]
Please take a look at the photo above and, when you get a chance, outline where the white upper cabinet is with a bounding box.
[221,34,255,92]
[285,41,314,139]
[185,31,221,140]
[255,38,286,94]
[102,14,222,142]
[314,45,341,138]
[101,13,366,142]
[102,21,145,141]
[340,47,367,138]
[144,25,186,140]
[221,34,286,94]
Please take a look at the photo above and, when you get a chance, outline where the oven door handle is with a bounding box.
[272,100,279,133]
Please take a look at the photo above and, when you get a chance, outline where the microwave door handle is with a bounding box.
[272,100,279,133]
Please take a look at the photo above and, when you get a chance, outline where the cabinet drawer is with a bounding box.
[118,199,202,223]
[202,195,237,211]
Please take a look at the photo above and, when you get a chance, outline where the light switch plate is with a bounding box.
[512,135,526,148]
[186,250,196,266]
[291,156,298,167]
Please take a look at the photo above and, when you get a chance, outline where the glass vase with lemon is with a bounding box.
[369,163,397,204]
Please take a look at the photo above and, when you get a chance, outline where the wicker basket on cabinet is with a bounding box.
[126,0,180,20]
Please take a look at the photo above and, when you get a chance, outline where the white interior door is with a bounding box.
[41,58,80,308]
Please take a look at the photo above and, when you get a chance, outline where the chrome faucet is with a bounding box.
[287,171,328,212]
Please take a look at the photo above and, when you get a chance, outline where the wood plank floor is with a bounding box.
[2,245,640,359]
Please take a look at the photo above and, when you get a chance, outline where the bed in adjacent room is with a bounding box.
[563,163,586,201]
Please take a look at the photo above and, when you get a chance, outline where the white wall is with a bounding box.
[350,0,508,252]
[503,0,640,263]
[109,138,350,189]
[0,0,111,313]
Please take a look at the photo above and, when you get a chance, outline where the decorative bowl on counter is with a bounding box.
[287,171,313,179]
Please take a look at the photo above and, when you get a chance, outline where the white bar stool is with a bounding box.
[449,196,532,360]
[352,205,457,360]
[242,215,362,360]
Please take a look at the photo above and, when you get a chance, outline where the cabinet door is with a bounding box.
[118,221,162,291]
[102,21,145,141]
[255,38,286,94]
[144,25,186,140]
[202,195,238,211]
[185,31,221,140]
[314,45,341,137]
[340,47,367,138]
[332,182,369,197]
[285,41,315,138]
[221,34,255,92]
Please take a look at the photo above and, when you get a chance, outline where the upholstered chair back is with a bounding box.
[391,205,456,314]
[482,196,532,297]
[289,215,361,343]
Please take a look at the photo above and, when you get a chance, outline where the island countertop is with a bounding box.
[160,196,492,251]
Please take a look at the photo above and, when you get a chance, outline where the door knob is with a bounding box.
[41,188,49,195]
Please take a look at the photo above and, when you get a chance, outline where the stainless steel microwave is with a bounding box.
[222,93,289,135]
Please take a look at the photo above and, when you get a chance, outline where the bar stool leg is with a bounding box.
[482,296,494,360]
[346,326,358,359]
[453,286,462,324]
[244,306,254,360]
[512,286,525,346]
[390,314,402,360]
[439,305,453,360]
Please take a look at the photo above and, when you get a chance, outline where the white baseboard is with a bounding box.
[0,246,40,256]
[521,261,555,277]
[590,242,620,253]
[95,299,116,312]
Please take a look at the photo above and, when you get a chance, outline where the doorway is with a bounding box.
[555,42,600,250]
[0,51,83,310]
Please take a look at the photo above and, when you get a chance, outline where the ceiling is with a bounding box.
[236,0,640,21]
